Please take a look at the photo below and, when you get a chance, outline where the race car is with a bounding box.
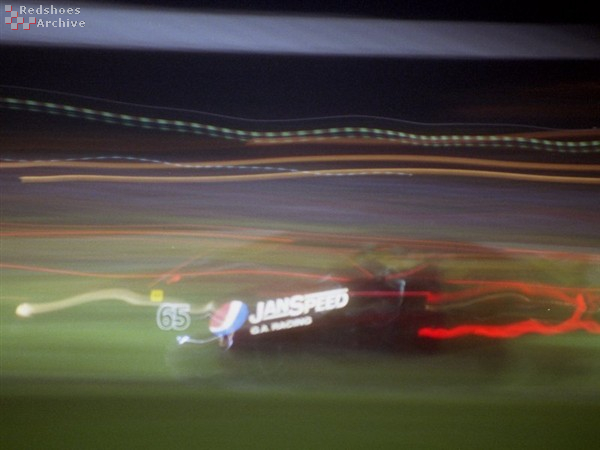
[176,262,599,356]
[176,267,445,355]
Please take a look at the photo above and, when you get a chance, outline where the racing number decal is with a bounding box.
[156,303,191,331]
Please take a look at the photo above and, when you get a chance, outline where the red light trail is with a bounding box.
[419,293,600,339]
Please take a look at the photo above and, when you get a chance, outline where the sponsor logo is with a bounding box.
[249,288,349,324]
[208,288,350,338]
[209,300,249,338]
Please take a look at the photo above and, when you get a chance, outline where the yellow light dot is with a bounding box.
[150,290,164,303]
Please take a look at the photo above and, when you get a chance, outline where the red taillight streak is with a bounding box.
[419,293,600,339]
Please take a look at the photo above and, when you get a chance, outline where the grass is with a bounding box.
[2,217,599,449]
[2,375,599,449]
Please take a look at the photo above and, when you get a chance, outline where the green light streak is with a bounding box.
[2,96,599,153]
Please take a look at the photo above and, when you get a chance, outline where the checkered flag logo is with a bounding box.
[5,5,36,30]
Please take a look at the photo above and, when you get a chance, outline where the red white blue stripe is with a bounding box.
[209,300,249,337]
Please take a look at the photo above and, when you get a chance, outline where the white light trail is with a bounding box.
[2,2,599,59]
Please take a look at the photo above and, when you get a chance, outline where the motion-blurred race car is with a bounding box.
[178,272,439,354]
[177,263,598,355]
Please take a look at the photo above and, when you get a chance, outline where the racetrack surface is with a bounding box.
[2,100,600,449]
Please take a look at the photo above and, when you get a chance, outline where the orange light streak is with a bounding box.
[0,228,292,243]
[0,263,350,282]
[18,168,600,184]
[3,154,600,172]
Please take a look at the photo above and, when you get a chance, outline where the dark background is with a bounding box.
[2,1,599,128]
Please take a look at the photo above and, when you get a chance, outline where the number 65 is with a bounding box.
[156,303,191,331]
